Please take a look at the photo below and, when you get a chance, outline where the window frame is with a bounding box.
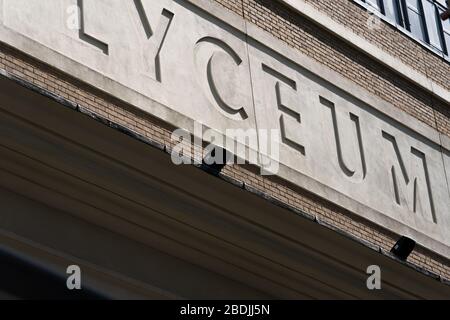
[437,3,450,54]
[355,0,450,64]
[401,0,429,42]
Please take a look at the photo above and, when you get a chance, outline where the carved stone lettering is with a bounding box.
[1,0,449,255]
[262,64,305,155]
[195,37,249,121]
[320,96,366,182]
[77,0,109,54]
[133,0,174,82]
[382,131,436,224]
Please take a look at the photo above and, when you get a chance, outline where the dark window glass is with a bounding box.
[403,0,427,41]
[357,0,450,59]
[384,0,402,23]
[423,0,444,50]
[438,5,450,54]
[366,0,383,11]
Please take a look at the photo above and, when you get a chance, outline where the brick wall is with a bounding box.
[212,0,450,280]
[214,0,450,137]
[0,0,449,283]
[302,0,450,90]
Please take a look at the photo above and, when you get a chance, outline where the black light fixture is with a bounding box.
[390,236,416,261]
[202,145,232,173]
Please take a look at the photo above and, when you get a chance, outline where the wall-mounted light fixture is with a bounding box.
[390,236,416,261]
[202,145,232,173]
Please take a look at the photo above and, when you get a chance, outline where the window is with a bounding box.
[401,0,427,41]
[423,0,444,50]
[358,0,450,61]
[384,0,402,23]
[439,5,450,54]
[366,0,402,23]
[366,0,383,11]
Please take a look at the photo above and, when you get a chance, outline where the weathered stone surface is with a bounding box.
[0,0,449,256]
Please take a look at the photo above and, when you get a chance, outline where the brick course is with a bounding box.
[0,0,449,283]
[301,0,450,89]
[214,0,450,137]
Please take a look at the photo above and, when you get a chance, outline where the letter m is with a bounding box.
[382,131,436,223]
